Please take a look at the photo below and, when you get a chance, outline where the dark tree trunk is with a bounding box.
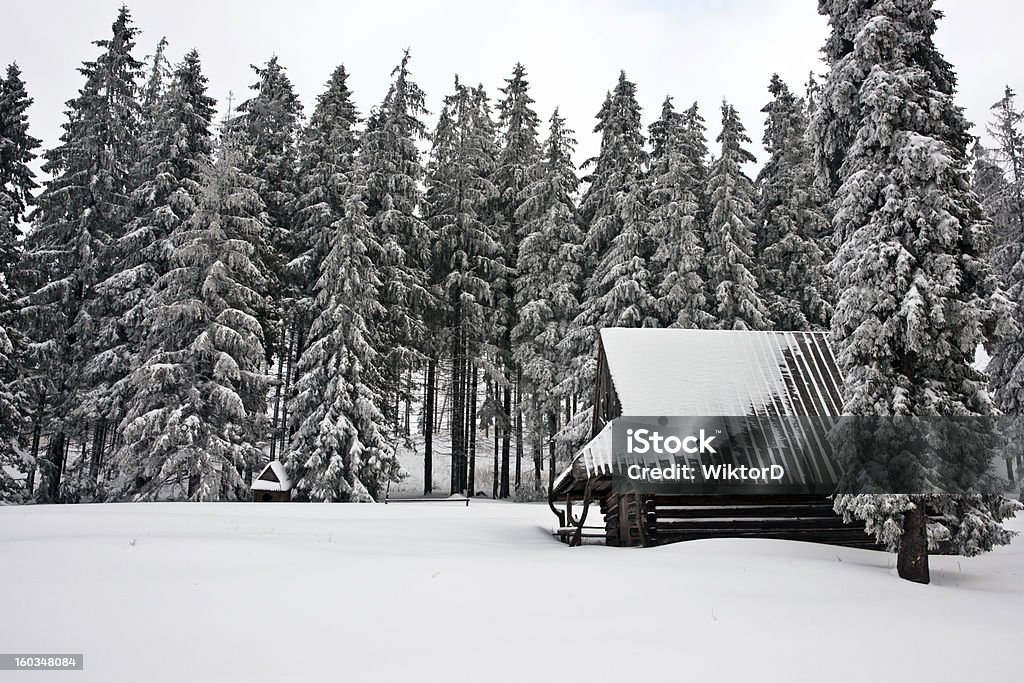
[547,411,557,491]
[404,365,413,436]
[40,431,66,503]
[460,354,470,493]
[514,372,523,491]
[492,383,499,499]
[500,385,511,498]
[282,316,304,452]
[424,358,436,495]
[269,326,285,461]
[450,329,466,495]
[533,437,541,491]
[449,354,459,494]
[27,395,44,496]
[468,365,478,495]
[88,419,107,484]
[897,503,930,584]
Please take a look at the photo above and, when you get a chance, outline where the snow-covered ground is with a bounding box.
[1,501,1021,682]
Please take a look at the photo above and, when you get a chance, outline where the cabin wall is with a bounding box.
[590,343,622,438]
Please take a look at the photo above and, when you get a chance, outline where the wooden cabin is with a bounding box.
[550,328,881,549]
[251,460,292,502]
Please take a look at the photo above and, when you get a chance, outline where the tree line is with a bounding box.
[0,4,1022,574]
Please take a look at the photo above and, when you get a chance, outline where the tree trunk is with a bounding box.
[500,385,511,498]
[533,436,541,491]
[88,419,107,485]
[281,316,301,454]
[492,383,499,499]
[450,329,465,495]
[41,431,66,503]
[514,369,522,490]
[468,365,478,495]
[404,366,413,436]
[28,395,44,496]
[897,502,930,584]
[424,358,435,495]
[269,326,285,461]
[547,411,557,491]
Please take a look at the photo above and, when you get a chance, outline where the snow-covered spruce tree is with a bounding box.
[813,0,1019,582]
[138,37,170,142]
[284,65,361,464]
[18,7,144,502]
[512,108,584,490]
[494,63,541,491]
[495,63,541,244]
[78,49,217,496]
[109,130,269,501]
[0,63,38,235]
[232,56,303,449]
[426,78,505,495]
[361,51,434,432]
[973,143,1009,240]
[985,87,1024,259]
[704,101,770,331]
[564,71,656,401]
[755,74,832,331]
[647,96,714,329]
[681,103,711,233]
[982,88,1024,493]
[0,63,40,501]
[285,167,398,502]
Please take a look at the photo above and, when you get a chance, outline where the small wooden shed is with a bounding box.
[251,460,292,502]
[550,328,880,549]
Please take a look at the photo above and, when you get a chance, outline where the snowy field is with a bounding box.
[1,502,1021,682]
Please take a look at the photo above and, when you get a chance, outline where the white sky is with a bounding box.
[3,1,1022,178]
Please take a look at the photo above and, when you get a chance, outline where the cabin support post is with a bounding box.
[570,479,594,547]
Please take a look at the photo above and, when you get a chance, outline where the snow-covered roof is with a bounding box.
[251,460,292,491]
[599,328,844,417]
[552,421,615,495]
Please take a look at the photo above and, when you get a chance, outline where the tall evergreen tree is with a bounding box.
[647,96,713,329]
[564,72,656,409]
[982,88,1024,494]
[0,63,40,501]
[138,37,170,139]
[291,66,360,302]
[110,130,269,501]
[494,64,541,491]
[19,7,144,502]
[80,49,217,494]
[755,74,832,331]
[362,51,434,432]
[426,78,505,495]
[495,63,541,244]
[284,65,398,501]
[681,103,711,231]
[704,101,770,330]
[512,108,583,489]
[0,64,39,234]
[281,65,362,462]
[232,56,303,450]
[813,0,1019,582]
[285,165,397,501]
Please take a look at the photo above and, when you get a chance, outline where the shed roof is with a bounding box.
[598,328,844,417]
[251,460,292,492]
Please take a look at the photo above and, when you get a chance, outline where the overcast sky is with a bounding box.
[3,0,1022,178]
